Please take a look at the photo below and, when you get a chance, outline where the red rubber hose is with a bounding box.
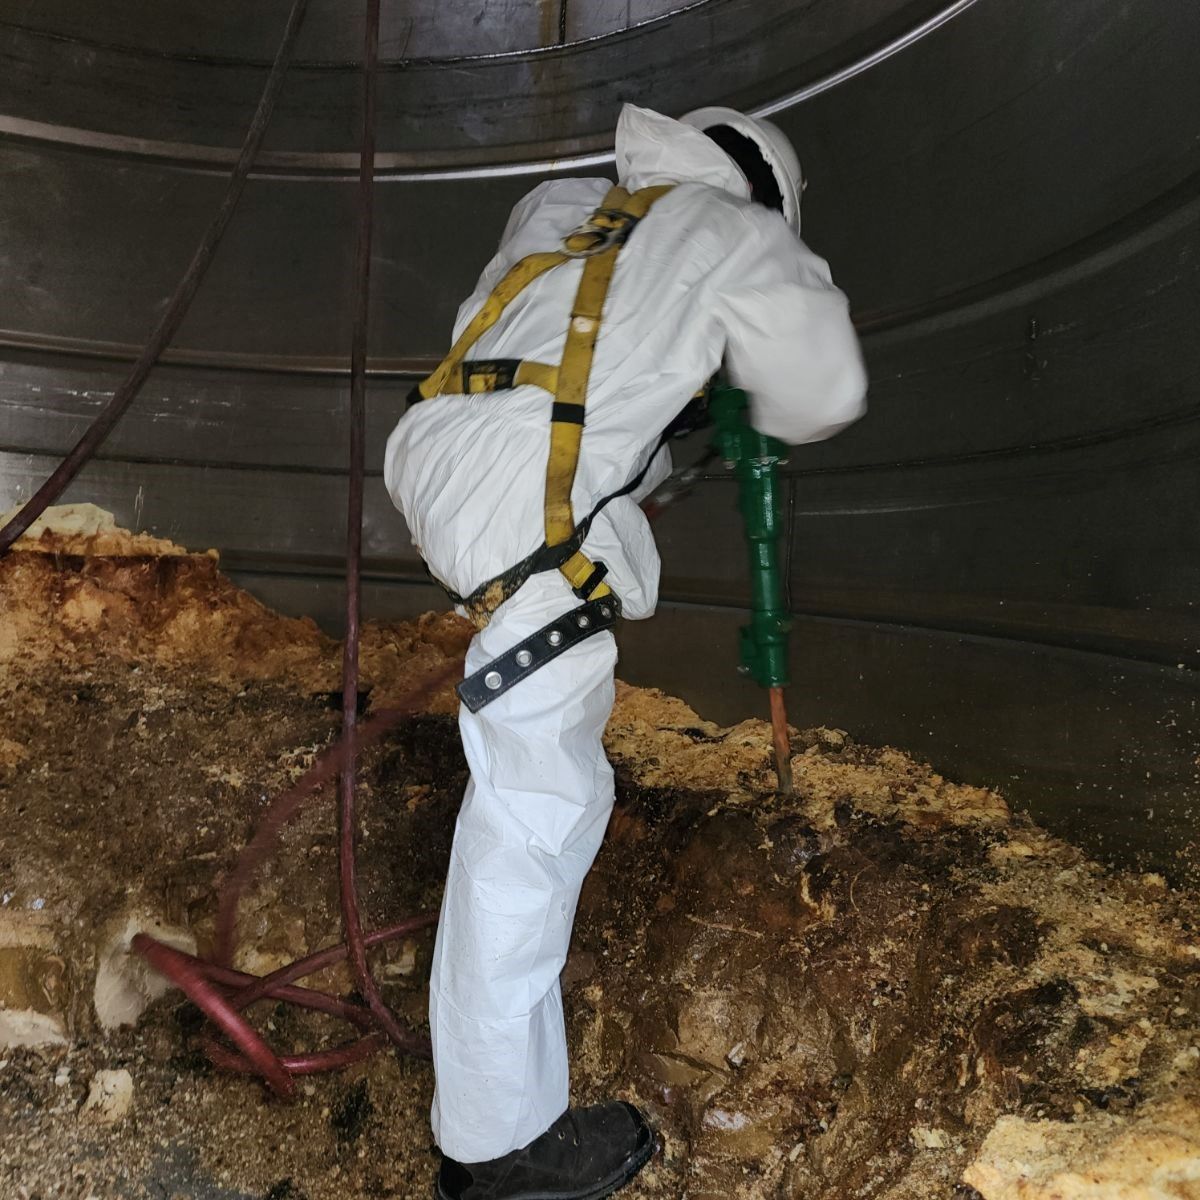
[334,0,418,1058]
[135,0,453,1091]
[134,660,460,1094]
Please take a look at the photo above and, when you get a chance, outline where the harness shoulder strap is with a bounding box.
[547,184,671,601]
[412,183,674,616]
[417,251,567,402]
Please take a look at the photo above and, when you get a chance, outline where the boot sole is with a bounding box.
[435,1132,657,1200]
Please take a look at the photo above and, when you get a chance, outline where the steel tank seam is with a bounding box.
[0,0,982,180]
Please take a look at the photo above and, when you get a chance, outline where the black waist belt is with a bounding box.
[457,596,620,713]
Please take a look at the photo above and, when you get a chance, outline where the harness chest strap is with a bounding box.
[416,251,566,402]
[412,183,673,619]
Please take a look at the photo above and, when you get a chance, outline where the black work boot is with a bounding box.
[436,1101,655,1200]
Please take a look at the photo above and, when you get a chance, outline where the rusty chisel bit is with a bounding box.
[769,685,793,795]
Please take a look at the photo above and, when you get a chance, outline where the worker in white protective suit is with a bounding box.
[384,103,867,1200]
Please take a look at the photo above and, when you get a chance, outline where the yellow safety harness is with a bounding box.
[410,183,673,625]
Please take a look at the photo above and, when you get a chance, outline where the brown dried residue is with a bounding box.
[4,514,1200,1200]
[964,1095,1200,1198]
[0,505,470,713]
[360,614,472,716]
[1,547,335,687]
[567,738,1200,1198]
[1,502,193,558]
[607,681,1010,830]
[0,736,27,768]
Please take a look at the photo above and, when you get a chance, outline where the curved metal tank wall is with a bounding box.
[1,1,1197,876]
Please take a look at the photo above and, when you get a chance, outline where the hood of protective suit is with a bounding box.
[614,103,752,200]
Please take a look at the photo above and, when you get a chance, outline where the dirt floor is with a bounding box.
[2,508,1200,1199]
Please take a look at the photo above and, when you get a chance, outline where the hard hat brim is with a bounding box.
[679,106,803,232]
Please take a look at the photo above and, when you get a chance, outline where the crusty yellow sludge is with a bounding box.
[1,508,1197,1200]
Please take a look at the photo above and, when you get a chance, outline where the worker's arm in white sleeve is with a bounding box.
[629,441,672,504]
[715,209,868,445]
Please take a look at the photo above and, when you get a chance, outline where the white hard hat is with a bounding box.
[679,106,804,232]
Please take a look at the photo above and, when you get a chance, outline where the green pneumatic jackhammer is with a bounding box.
[645,379,794,794]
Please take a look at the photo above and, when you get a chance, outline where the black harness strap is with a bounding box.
[437,428,671,615]
[457,596,620,712]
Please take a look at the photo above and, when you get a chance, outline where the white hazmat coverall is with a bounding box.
[384,103,867,1164]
